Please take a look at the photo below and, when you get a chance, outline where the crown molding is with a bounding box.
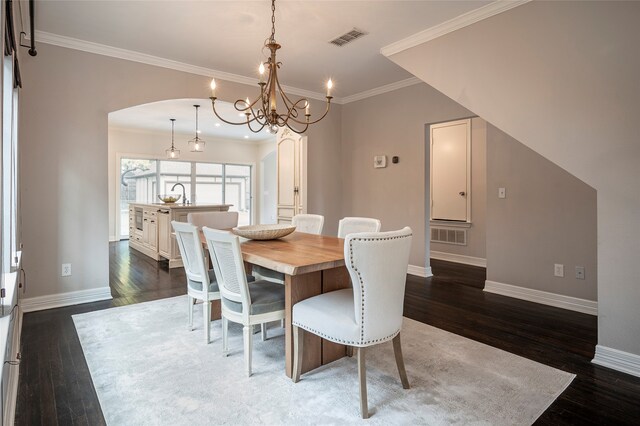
[380,0,532,57]
[34,31,332,103]
[34,30,434,106]
[340,76,422,104]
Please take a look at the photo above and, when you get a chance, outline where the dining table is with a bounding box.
[200,231,351,378]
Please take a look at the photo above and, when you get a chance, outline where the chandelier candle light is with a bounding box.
[189,105,206,152]
[209,0,333,134]
[166,118,180,159]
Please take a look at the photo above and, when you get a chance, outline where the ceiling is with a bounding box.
[109,98,275,141]
[31,1,492,98]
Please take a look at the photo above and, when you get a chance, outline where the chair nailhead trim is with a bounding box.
[292,322,399,346]
[350,232,412,345]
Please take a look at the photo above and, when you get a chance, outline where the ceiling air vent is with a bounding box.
[329,28,368,47]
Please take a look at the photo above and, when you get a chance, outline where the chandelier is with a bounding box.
[188,105,205,152]
[209,0,333,134]
[166,118,180,159]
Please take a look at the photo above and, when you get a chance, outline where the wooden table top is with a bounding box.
[201,231,346,276]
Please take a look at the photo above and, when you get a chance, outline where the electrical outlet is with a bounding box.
[498,187,506,199]
[554,264,564,277]
[576,266,585,280]
[61,263,72,277]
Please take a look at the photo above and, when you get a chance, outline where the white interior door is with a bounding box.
[277,129,307,224]
[430,119,471,221]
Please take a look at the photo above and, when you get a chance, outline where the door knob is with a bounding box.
[459,191,466,196]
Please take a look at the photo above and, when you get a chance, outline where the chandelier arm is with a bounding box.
[278,110,307,134]
[279,97,309,122]
[274,75,305,112]
[284,120,309,134]
[210,98,262,126]
[286,98,331,125]
[247,119,268,134]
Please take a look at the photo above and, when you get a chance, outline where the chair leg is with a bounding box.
[392,333,410,389]
[222,316,229,357]
[187,296,194,331]
[203,300,211,344]
[358,347,369,419]
[243,325,253,377]
[261,323,267,341]
[292,325,304,383]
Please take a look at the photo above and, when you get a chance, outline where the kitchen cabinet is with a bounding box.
[129,202,231,268]
[277,128,307,224]
[157,208,171,258]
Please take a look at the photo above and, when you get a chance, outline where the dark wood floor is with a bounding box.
[15,242,640,425]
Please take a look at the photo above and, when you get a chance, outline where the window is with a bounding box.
[159,160,191,201]
[117,157,253,238]
[224,165,251,226]
[195,163,223,204]
[2,55,19,274]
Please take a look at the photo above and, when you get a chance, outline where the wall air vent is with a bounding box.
[329,28,368,47]
[430,227,467,246]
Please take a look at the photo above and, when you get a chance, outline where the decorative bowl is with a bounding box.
[157,194,182,204]
[232,224,296,240]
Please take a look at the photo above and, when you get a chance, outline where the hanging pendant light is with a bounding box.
[209,0,333,134]
[166,118,180,159]
[188,105,206,152]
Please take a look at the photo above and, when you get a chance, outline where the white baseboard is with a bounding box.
[109,235,119,242]
[430,251,487,267]
[3,308,23,426]
[593,345,640,378]
[484,280,597,315]
[408,264,433,278]
[20,287,113,313]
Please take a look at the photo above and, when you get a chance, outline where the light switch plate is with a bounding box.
[554,263,564,277]
[62,263,72,277]
[576,266,585,280]
[498,187,506,199]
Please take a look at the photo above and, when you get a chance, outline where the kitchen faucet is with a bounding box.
[171,183,189,204]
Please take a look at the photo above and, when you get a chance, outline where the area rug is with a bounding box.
[73,296,574,425]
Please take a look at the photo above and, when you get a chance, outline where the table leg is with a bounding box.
[285,271,322,378]
[210,299,221,321]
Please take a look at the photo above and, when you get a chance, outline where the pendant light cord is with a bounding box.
[171,119,176,150]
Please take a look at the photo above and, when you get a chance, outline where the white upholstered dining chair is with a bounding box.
[337,217,382,238]
[172,221,219,344]
[203,227,286,377]
[292,213,324,234]
[292,227,413,418]
[187,211,239,230]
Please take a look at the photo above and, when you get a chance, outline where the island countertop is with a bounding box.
[129,202,233,210]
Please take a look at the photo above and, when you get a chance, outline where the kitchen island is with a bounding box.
[129,202,231,268]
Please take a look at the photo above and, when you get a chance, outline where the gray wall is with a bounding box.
[486,125,597,300]
[430,117,486,260]
[388,1,640,356]
[19,43,342,299]
[341,83,472,267]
